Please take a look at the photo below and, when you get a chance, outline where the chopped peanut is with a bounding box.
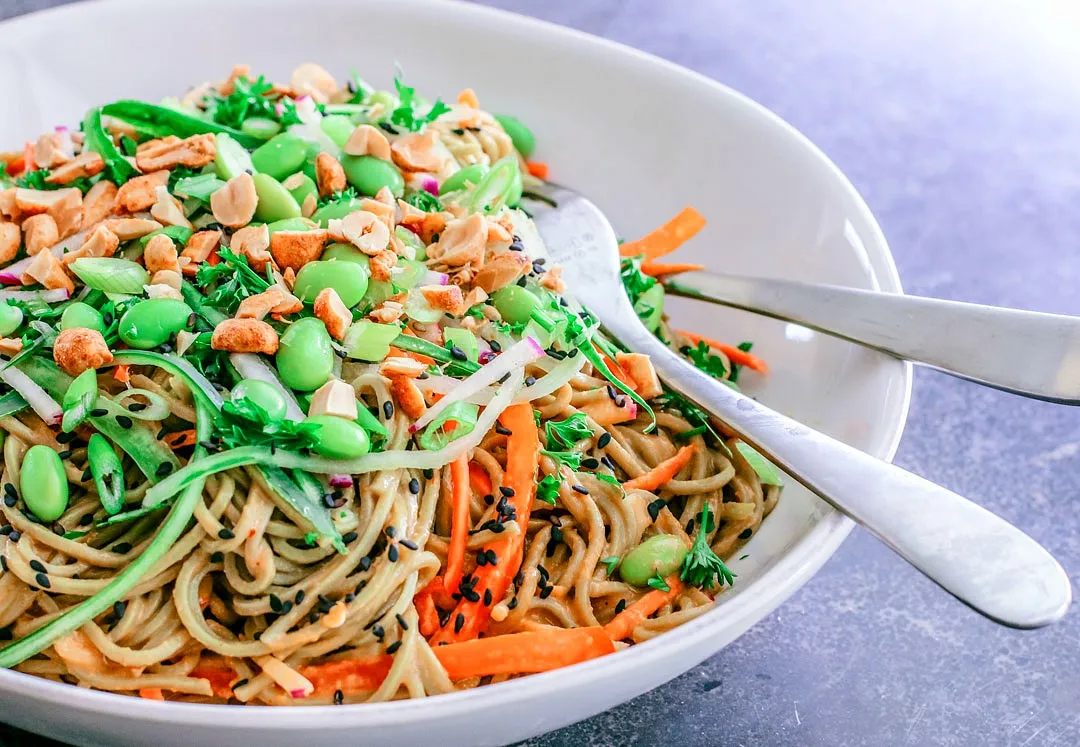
[82,180,117,226]
[538,264,566,293]
[472,250,529,293]
[236,286,294,321]
[145,282,183,300]
[150,186,193,229]
[269,229,327,271]
[396,201,448,244]
[368,249,396,282]
[210,173,258,228]
[616,353,663,400]
[144,233,181,274]
[181,230,222,273]
[49,188,83,239]
[308,379,358,420]
[62,223,118,265]
[230,224,272,272]
[45,152,104,185]
[389,375,426,419]
[114,170,170,213]
[0,222,20,264]
[328,210,388,256]
[22,247,73,292]
[15,187,80,216]
[457,88,479,109]
[390,131,445,173]
[462,287,488,310]
[219,64,251,96]
[485,217,513,243]
[135,134,216,172]
[101,218,162,241]
[312,288,351,340]
[426,213,486,271]
[289,62,338,103]
[33,132,73,169]
[301,192,317,218]
[343,124,391,160]
[358,197,394,230]
[315,153,347,197]
[22,214,58,255]
[211,318,279,354]
[150,269,183,291]
[0,189,18,221]
[367,298,404,325]
[419,284,465,316]
[53,327,112,376]
[0,338,23,357]
[379,356,427,379]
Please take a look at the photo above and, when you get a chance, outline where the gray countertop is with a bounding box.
[3,1,1079,745]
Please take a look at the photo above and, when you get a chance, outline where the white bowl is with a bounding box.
[0,1,911,744]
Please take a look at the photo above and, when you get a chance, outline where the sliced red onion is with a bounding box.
[229,353,306,421]
[478,350,497,365]
[420,177,439,196]
[294,96,318,124]
[0,230,86,285]
[329,474,353,488]
[289,689,309,699]
[0,288,69,303]
[0,365,62,425]
[409,337,543,433]
[420,270,449,286]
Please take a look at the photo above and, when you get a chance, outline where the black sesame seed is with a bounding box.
[80,467,93,481]
[57,450,72,460]
[89,408,108,417]
[155,462,173,477]
[483,589,492,606]
[295,590,306,604]
[454,613,465,633]
[408,477,420,494]
[539,586,553,599]
[532,257,546,266]
[383,400,394,419]
[386,641,402,655]
[269,594,284,613]
[114,415,133,429]
[344,592,355,603]
[0,556,6,572]
[476,551,488,567]
[452,127,466,135]
[395,613,409,630]
[282,601,293,614]
[373,624,385,640]
[342,531,359,544]
[482,493,494,505]
[647,499,666,522]
[572,484,589,495]
[495,423,512,436]
[56,431,76,444]
[449,345,467,361]
[378,122,398,134]
[333,689,344,705]
[0,526,8,536]
[601,455,617,471]
[232,678,249,690]
[551,527,563,544]
[400,539,418,551]
[614,395,626,408]
[35,573,50,589]
[422,469,434,480]
[8,531,20,542]
[739,528,753,540]
[499,486,515,498]
[112,542,132,554]
[515,276,527,287]
[488,339,502,352]
[507,597,518,610]
[113,600,127,619]
[387,545,399,563]
[2,494,15,508]
[581,458,600,469]
[525,376,536,387]
[615,599,627,614]
[359,556,372,571]
[218,528,235,540]
[128,402,148,412]
[605,385,617,401]
[0,627,11,641]
[210,551,224,563]
[29,559,45,573]
[685,519,696,535]
[385,526,397,538]
[3,484,16,499]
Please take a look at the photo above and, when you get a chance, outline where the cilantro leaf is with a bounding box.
[404,189,442,213]
[15,169,92,194]
[540,449,583,471]
[646,571,671,592]
[317,186,358,209]
[204,75,278,129]
[544,412,592,450]
[728,341,754,384]
[390,76,451,132]
[619,255,658,307]
[216,395,322,451]
[680,501,735,590]
[681,341,727,379]
[536,473,561,506]
[195,247,270,315]
[601,555,620,576]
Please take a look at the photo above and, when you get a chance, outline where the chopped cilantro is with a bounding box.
[680,502,735,589]
[304,531,319,547]
[390,76,451,132]
[317,186,358,209]
[601,555,620,576]
[15,169,91,194]
[536,473,560,506]
[544,412,592,450]
[681,341,727,379]
[728,341,755,384]
[540,449,582,471]
[195,247,270,315]
[216,395,322,452]
[403,189,442,213]
[619,255,658,307]
[204,75,278,129]
[646,571,670,592]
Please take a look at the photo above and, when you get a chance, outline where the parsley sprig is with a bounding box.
[390,76,450,132]
[680,502,734,589]
[681,340,728,379]
[215,395,322,451]
[204,75,278,129]
[195,247,271,315]
[536,473,561,506]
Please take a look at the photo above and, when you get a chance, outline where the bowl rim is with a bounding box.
[0,0,912,729]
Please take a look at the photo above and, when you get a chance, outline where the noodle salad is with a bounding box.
[0,63,780,704]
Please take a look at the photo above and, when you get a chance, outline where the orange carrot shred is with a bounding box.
[165,429,198,450]
[416,592,441,637]
[190,666,237,699]
[604,578,684,641]
[622,445,696,492]
[138,687,165,700]
[618,207,706,260]
[526,161,549,179]
[468,460,493,496]
[640,261,705,277]
[444,454,470,595]
[113,365,131,383]
[676,330,769,374]
[457,88,479,109]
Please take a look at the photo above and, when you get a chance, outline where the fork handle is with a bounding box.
[665,272,1080,404]
[601,315,1071,629]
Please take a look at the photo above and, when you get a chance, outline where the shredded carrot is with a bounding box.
[113,365,131,384]
[138,687,165,700]
[206,248,221,267]
[417,575,456,609]
[526,161,549,179]
[622,445,696,492]
[300,656,394,698]
[443,454,470,595]
[618,207,706,260]
[190,666,236,699]
[676,330,769,374]
[468,460,493,496]
[604,578,684,641]
[21,141,35,175]
[640,261,705,277]
[4,155,24,176]
[600,351,635,390]
[416,592,441,637]
[431,402,540,644]
[457,88,479,109]
[165,429,198,450]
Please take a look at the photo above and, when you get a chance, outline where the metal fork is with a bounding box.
[523,183,1071,629]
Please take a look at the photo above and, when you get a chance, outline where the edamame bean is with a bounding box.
[266,217,316,235]
[276,318,334,391]
[366,90,397,114]
[250,134,309,181]
[340,155,404,198]
[311,198,363,227]
[303,414,371,459]
[21,444,69,522]
[117,298,194,349]
[214,133,254,179]
[320,115,355,148]
[440,164,488,195]
[0,303,23,337]
[494,114,536,158]
[293,260,369,307]
[285,174,318,208]
[241,116,282,140]
[253,173,303,222]
[231,379,288,421]
[59,302,104,334]
[321,242,366,263]
[618,535,688,587]
[492,285,542,325]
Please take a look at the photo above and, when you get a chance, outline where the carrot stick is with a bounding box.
[416,592,441,637]
[526,161,549,179]
[468,460,493,496]
[138,687,165,700]
[190,666,237,699]
[604,578,684,641]
[443,454,470,595]
[600,352,635,390]
[640,261,705,277]
[676,330,769,374]
[299,656,394,698]
[618,207,706,260]
[165,429,198,450]
[622,445,696,492]
[431,402,540,644]
[417,575,456,609]
[113,364,131,383]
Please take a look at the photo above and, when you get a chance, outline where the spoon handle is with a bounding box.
[665,272,1080,404]
[603,316,1071,629]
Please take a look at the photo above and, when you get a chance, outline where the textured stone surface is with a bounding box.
[3,1,1080,746]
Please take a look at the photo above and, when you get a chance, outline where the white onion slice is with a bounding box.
[229,353,306,421]
[0,365,62,425]
[420,270,449,286]
[414,349,587,407]
[409,337,543,433]
[0,288,70,303]
[0,230,86,285]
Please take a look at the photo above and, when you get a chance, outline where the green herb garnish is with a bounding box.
[680,502,734,589]
[390,76,450,132]
[536,473,560,506]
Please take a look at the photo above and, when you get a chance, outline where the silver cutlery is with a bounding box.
[524,183,1072,630]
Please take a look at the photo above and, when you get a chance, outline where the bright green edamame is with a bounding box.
[633,283,665,333]
[117,298,194,349]
[340,155,404,198]
[285,174,318,208]
[0,303,23,337]
[20,444,69,522]
[276,318,334,391]
[266,217,316,235]
[311,199,363,227]
[253,173,302,222]
[231,379,288,421]
[250,134,309,181]
[292,260,369,307]
[366,90,396,116]
[60,302,104,334]
[303,415,371,459]
[320,115,355,148]
[618,534,688,587]
[241,116,282,140]
[440,164,488,195]
[492,285,542,325]
[214,133,254,179]
[494,114,536,158]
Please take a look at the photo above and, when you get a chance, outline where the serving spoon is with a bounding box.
[523,183,1071,630]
